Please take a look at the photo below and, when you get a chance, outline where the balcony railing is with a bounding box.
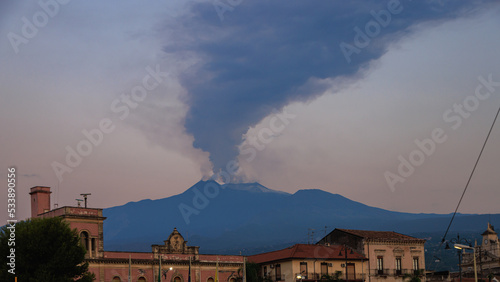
[294,272,367,281]
[371,269,390,276]
[394,269,415,276]
[370,269,425,277]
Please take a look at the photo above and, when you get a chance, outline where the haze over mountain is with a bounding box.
[104,180,499,262]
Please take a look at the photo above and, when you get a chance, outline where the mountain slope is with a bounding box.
[103,180,498,260]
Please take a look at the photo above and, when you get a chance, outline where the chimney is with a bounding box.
[29,186,51,218]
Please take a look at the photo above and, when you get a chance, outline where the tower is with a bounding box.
[29,186,52,218]
[28,186,106,258]
[481,223,499,253]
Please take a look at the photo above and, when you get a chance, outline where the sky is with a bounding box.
[1,0,500,223]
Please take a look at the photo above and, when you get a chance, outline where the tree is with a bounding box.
[322,270,344,282]
[404,269,424,282]
[234,262,272,282]
[0,216,95,282]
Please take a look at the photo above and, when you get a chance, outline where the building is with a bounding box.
[317,229,426,282]
[462,223,500,277]
[29,186,244,282]
[248,243,367,282]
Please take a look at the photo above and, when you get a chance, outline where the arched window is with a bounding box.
[207,278,214,282]
[80,231,89,252]
[138,277,146,282]
[229,278,236,282]
[112,276,121,282]
[174,277,181,282]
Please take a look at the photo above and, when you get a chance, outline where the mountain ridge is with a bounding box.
[103,180,499,268]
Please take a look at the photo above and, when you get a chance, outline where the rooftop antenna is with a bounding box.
[308,228,315,244]
[80,193,91,208]
[76,199,83,207]
[322,225,329,237]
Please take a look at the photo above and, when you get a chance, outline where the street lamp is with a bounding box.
[454,244,478,282]
[162,267,173,281]
[445,234,472,282]
[339,244,354,282]
[296,274,303,282]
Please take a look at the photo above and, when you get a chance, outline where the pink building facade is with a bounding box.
[30,186,244,282]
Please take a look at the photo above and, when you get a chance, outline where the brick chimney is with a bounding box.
[29,186,51,218]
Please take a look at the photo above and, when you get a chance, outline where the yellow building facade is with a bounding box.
[318,229,426,282]
[249,244,368,282]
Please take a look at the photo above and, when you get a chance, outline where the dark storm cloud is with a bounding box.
[161,0,493,175]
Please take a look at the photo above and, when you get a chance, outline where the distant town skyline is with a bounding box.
[1,1,500,222]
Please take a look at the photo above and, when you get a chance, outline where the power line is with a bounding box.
[441,104,500,244]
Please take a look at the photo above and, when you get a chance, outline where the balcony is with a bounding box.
[394,269,414,276]
[370,269,390,276]
[369,269,425,277]
[294,272,367,281]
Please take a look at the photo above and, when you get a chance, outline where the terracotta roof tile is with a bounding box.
[336,229,425,242]
[248,244,366,264]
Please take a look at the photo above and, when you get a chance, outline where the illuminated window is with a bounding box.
[112,276,121,282]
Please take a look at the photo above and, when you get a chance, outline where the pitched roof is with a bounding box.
[248,244,366,264]
[336,229,425,243]
[482,223,497,236]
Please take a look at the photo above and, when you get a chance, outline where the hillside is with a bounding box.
[103,180,499,271]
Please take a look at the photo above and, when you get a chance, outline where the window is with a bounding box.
[173,277,181,282]
[138,278,146,282]
[229,278,236,282]
[300,262,308,277]
[413,257,420,274]
[396,257,402,275]
[275,264,282,280]
[80,231,89,252]
[92,238,96,254]
[347,264,356,280]
[264,266,267,277]
[207,278,214,282]
[112,277,121,282]
[321,262,328,277]
[377,256,384,275]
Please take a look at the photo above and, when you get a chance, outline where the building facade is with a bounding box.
[29,186,244,282]
[462,223,500,277]
[317,229,426,282]
[248,243,367,282]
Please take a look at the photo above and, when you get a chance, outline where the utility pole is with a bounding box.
[340,244,350,282]
[243,257,246,282]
